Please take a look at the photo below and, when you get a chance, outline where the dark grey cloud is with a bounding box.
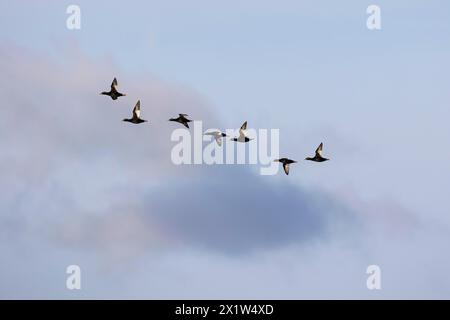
[148,165,352,253]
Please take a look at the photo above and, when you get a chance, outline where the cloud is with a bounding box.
[1,37,450,299]
[0,44,354,257]
[147,166,353,253]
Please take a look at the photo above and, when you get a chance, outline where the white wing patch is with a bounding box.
[315,143,323,157]
[238,122,248,141]
[111,78,118,90]
[204,131,223,146]
[133,100,141,118]
[283,163,290,175]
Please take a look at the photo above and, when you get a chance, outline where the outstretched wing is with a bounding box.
[238,121,248,139]
[133,100,141,119]
[111,78,118,91]
[283,163,290,175]
[315,142,323,157]
[204,131,219,136]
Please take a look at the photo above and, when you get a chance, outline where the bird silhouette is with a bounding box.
[100,78,126,100]
[305,143,329,162]
[204,130,228,146]
[123,100,147,124]
[231,121,252,142]
[169,114,192,128]
[274,158,297,175]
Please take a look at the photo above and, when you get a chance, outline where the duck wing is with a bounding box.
[132,100,141,119]
[204,131,219,137]
[238,121,248,139]
[111,78,118,91]
[283,163,290,175]
[215,136,222,146]
[315,142,323,157]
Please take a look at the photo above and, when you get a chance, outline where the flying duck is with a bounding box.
[305,142,329,162]
[100,78,126,100]
[123,100,147,124]
[204,131,227,146]
[169,114,192,128]
[231,121,252,142]
[274,158,297,175]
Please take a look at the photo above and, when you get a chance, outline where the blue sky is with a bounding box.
[1,0,450,298]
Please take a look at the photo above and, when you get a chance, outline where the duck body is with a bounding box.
[305,156,329,162]
[123,118,147,124]
[102,90,125,100]
[231,136,251,143]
